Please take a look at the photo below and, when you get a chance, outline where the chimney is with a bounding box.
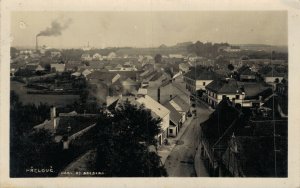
[157,87,161,103]
[50,107,57,130]
[50,106,56,119]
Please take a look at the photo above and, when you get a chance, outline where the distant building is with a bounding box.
[237,66,257,82]
[34,107,98,144]
[183,68,219,93]
[81,53,92,61]
[221,46,241,53]
[51,64,65,72]
[169,54,183,58]
[51,51,62,58]
[86,61,105,71]
[92,53,103,60]
[25,63,45,72]
[107,52,117,60]
[263,69,285,83]
[65,61,83,72]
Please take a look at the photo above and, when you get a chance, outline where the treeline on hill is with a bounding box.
[187,41,230,57]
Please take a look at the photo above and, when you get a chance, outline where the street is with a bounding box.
[164,102,212,177]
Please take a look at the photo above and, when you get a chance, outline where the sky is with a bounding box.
[11,11,287,49]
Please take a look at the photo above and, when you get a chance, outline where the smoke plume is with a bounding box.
[36,18,72,37]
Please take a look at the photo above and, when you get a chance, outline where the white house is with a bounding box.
[183,68,218,93]
[136,95,170,145]
[263,70,285,83]
[92,53,103,60]
[51,64,65,72]
[107,52,117,60]
[205,78,245,108]
[81,53,92,61]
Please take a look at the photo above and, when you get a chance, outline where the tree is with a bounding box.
[95,100,167,177]
[227,63,234,71]
[45,64,51,72]
[154,54,162,64]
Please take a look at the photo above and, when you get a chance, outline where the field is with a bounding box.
[11,81,79,106]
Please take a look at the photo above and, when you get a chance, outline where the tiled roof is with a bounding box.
[164,102,182,126]
[56,115,98,135]
[222,135,287,177]
[184,68,218,80]
[170,96,190,112]
[87,71,119,83]
[201,98,241,146]
[206,79,243,94]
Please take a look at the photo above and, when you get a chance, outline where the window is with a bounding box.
[236,95,240,99]
[203,82,206,86]
[169,129,173,134]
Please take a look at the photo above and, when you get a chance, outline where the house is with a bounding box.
[65,61,84,72]
[25,64,45,72]
[136,95,170,145]
[221,132,287,177]
[34,107,98,144]
[50,64,65,72]
[239,82,273,108]
[86,61,105,71]
[263,69,285,83]
[205,78,245,108]
[107,52,117,60]
[237,66,257,82]
[51,51,62,58]
[221,111,287,177]
[81,53,92,61]
[222,46,241,53]
[200,98,242,176]
[164,102,182,137]
[169,96,190,123]
[137,88,147,97]
[179,63,190,73]
[87,71,121,85]
[183,67,219,93]
[92,53,103,60]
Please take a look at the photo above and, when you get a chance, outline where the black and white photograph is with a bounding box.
[1,0,300,187]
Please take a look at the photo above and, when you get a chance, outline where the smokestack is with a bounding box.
[157,87,160,103]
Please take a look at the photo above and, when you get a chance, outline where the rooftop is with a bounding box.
[136,95,170,119]
[206,78,243,94]
[184,68,219,80]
